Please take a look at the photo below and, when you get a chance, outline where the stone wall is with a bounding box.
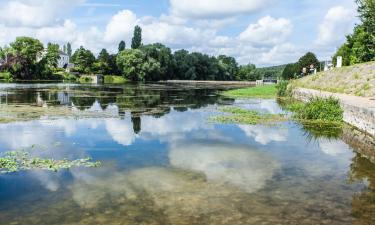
[292,88,375,137]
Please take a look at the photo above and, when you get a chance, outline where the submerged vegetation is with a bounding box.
[0,151,100,173]
[222,85,277,99]
[210,107,285,125]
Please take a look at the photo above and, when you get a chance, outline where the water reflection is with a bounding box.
[0,83,374,225]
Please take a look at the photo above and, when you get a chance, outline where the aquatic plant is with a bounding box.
[222,85,277,99]
[276,80,290,97]
[296,97,343,122]
[0,151,100,173]
[210,107,285,125]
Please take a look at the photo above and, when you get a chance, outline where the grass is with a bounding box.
[0,72,13,81]
[104,75,127,84]
[222,85,277,99]
[0,151,100,173]
[210,107,285,125]
[292,61,375,97]
[296,97,343,122]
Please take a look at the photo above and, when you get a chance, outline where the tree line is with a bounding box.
[0,25,266,82]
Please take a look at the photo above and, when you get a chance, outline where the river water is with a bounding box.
[0,83,374,225]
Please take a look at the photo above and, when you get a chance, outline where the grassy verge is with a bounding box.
[222,85,277,99]
[104,75,127,84]
[0,151,100,173]
[210,107,285,125]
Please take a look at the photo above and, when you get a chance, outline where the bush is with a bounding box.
[0,72,13,81]
[79,76,93,83]
[104,75,126,84]
[297,97,343,122]
[276,80,289,97]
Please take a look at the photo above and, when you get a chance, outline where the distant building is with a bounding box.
[58,50,69,68]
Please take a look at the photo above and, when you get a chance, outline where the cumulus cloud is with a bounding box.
[316,6,356,46]
[239,125,288,145]
[0,0,85,28]
[239,16,292,47]
[169,0,272,19]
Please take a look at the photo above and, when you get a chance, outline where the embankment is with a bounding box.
[293,88,375,137]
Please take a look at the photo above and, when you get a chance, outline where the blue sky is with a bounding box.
[0,0,358,66]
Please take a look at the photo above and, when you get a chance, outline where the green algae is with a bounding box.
[0,151,100,173]
[210,107,285,125]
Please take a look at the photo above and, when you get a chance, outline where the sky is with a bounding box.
[0,0,358,67]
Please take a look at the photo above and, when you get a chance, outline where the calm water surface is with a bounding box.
[0,83,374,225]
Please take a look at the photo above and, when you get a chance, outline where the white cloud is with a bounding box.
[239,16,293,47]
[239,125,288,145]
[104,10,138,43]
[319,139,349,156]
[170,0,272,19]
[0,0,85,28]
[316,6,356,46]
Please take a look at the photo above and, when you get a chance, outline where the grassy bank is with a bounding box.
[104,75,127,84]
[222,85,277,98]
[292,61,375,97]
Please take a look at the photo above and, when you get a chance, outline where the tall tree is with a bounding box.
[71,46,95,74]
[118,41,126,52]
[9,36,44,79]
[66,42,72,58]
[63,44,67,54]
[297,52,320,74]
[131,25,142,49]
[45,43,60,68]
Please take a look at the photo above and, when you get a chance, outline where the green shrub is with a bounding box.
[104,75,126,84]
[297,97,343,122]
[276,80,289,97]
[79,76,93,83]
[0,72,13,81]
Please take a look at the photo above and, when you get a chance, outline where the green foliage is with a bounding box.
[237,64,261,81]
[297,52,320,74]
[0,72,13,81]
[118,40,126,52]
[255,65,286,79]
[79,76,93,83]
[117,49,155,81]
[281,63,299,80]
[295,97,343,122]
[0,151,100,173]
[8,36,44,79]
[71,46,96,74]
[66,42,72,58]
[45,43,60,68]
[276,80,289,97]
[104,75,126,84]
[131,25,142,49]
[222,85,277,99]
[141,43,174,80]
[333,0,375,65]
[210,107,284,125]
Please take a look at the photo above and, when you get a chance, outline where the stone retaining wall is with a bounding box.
[292,88,375,137]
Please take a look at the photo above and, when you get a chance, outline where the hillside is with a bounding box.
[292,61,375,97]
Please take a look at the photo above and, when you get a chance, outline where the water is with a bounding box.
[0,83,374,225]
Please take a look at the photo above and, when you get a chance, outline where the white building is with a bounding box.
[58,51,70,68]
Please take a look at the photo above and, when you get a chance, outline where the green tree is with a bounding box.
[45,43,60,68]
[297,52,320,75]
[217,55,239,81]
[117,49,150,81]
[131,25,142,49]
[9,36,44,79]
[66,42,72,58]
[71,46,95,74]
[118,41,126,52]
[281,63,299,80]
[141,43,174,80]
[237,64,259,81]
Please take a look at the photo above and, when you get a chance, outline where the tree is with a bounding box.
[63,45,67,54]
[217,55,239,81]
[237,64,260,81]
[66,42,72,58]
[141,43,174,80]
[297,52,320,75]
[131,25,142,49]
[117,49,148,81]
[71,46,95,74]
[118,41,126,52]
[9,36,44,79]
[45,43,60,68]
[281,63,299,80]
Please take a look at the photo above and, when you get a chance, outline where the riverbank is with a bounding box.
[160,80,256,86]
[292,87,375,137]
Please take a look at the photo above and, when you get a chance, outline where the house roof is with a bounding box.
[59,50,68,56]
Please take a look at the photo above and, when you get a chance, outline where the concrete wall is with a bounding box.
[292,88,375,137]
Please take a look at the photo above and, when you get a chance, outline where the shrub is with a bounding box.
[0,72,13,81]
[276,80,289,97]
[297,97,343,122]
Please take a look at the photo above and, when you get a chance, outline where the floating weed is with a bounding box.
[210,107,285,125]
[0,151,101,174]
